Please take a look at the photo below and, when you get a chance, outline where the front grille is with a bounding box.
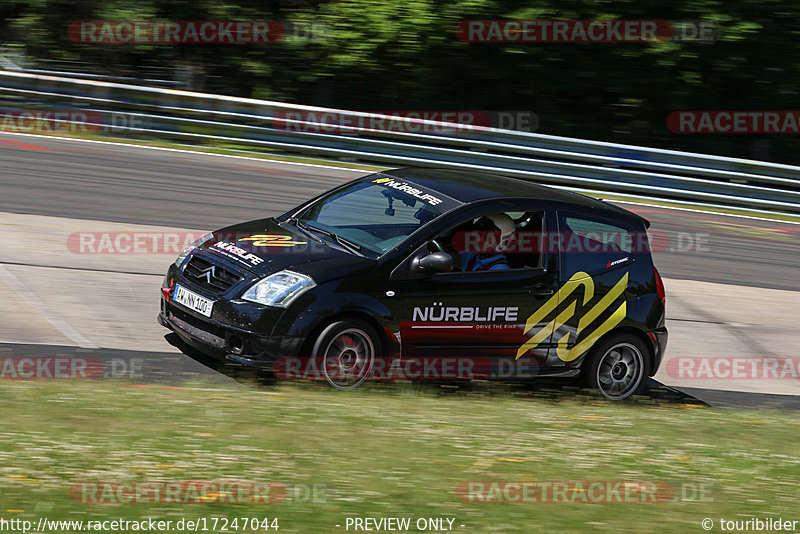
[182,255,241,294]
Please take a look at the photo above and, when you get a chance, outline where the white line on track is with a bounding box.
[0,131,369,173]
[0,339,77,346]
[0,264,98,349]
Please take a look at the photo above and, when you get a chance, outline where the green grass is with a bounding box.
[1,380,798,533]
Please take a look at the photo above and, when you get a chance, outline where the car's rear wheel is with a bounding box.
[582,334,649,400]
[312,319,378,390]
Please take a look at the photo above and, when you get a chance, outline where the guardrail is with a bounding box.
[2,70,800,215]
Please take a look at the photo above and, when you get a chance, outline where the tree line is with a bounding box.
[2,0,800,165]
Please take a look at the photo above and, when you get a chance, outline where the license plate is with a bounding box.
[173,284,214,317]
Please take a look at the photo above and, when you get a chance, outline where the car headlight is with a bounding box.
[174,232,214,267]
[242,270,316,308]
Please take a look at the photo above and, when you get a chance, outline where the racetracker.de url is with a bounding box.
[0,517,279,532]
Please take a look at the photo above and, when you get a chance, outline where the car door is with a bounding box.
[389,204,560,380]
[550,211,637,365]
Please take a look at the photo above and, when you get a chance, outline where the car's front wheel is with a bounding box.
[582,334,650,400]
[311,319,378,390]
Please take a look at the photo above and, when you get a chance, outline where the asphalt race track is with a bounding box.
[1,135,798,290]
[1,133,799,407]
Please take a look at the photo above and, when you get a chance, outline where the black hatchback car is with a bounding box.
[159,167,667,399]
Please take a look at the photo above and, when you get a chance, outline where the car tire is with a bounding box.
[581,334,650,400]
[311,319,379,390]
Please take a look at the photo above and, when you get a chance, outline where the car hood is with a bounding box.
[194,217,376,283]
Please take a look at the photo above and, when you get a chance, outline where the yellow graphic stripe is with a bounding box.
[516,271,630,362]
[557,301,627,362]
[522,272,593,335]
[555,330,571,346]
[515,301,575,359]
[238,234,307,247]
[576,272,628,332]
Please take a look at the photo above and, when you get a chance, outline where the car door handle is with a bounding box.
[529,283,555,296]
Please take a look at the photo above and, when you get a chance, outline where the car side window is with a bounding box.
[558,214,634,277]
[432,210,544,272]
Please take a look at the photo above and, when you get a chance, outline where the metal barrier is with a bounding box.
[2,70,800,215]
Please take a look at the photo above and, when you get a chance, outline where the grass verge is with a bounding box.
[0,379,798,533]
[3,130,383,171]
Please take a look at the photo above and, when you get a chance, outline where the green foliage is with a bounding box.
[2,0,800,162]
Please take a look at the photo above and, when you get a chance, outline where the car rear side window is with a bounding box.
[562,217,633,253]
[558,214,636,277]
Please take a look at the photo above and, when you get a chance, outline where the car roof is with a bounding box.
[380,167,649,227]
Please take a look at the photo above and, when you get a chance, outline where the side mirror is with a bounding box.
[416,252,453,274]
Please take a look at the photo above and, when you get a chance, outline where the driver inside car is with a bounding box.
[458,213,515,271]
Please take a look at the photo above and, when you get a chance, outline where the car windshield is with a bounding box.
[295,176,460,256]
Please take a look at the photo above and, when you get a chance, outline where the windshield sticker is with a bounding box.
[210,241,265,265]
[371,177,450,207]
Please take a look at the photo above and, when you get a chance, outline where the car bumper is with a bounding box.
[648,326,668,375]
[159,299,304,367]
